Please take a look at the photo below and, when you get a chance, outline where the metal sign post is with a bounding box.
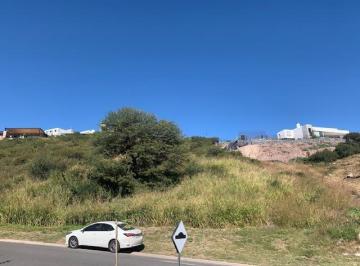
[171,221,188,266]
[115,221,118,266]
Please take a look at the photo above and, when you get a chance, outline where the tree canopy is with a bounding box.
[93,108,186,194]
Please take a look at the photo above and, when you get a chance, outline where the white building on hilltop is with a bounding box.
[45,128,74,137]
[80,129,96,135]
[277,123,349,140]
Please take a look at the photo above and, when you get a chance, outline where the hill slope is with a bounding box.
[325,154,360,197]
[1,137,360,265]
[0,136,356,229]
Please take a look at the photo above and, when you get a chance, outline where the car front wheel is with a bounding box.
[108,239,120,253]
[68,236,79,249]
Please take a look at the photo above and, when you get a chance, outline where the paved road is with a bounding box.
[0,242,241,266]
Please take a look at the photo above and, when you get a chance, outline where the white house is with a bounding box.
[277,123,349,140]
[80,129,96,135]
[45,128,75,137]
[277,129,295,139]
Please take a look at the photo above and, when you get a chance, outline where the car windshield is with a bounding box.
[117,223,135,231]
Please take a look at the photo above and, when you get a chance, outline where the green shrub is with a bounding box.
[327,225,358,241]
[347,208,360,223]
[89,159,136,197]
[335,143,360,158]
[52,171,105,203]
[307,149,339,163]
[268,179,282,189]
[206,146,226,157]
[183,161,203,177]
[29,157,66,180]
[344,132,360,143]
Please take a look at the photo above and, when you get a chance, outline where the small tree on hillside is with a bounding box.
[94,108,186,191]
[344,133,360,144]
[307,149,339,163]
[335,132,360,158]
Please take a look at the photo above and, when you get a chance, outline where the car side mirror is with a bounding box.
[81,229,84,233]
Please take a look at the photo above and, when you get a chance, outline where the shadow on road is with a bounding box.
[0,260,11,265]
[78,244,145,254]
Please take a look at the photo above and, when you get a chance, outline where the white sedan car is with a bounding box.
[65,221,143,252]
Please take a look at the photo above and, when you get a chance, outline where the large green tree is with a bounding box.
[93,108,186,193]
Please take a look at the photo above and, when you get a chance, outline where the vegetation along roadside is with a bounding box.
[1,107,360,265]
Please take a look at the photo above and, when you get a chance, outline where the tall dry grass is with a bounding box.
[0,154,354,229]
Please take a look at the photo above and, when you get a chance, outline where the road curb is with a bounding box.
[0,239,65,248]
[132,252,251,265]
[0,239,251,266]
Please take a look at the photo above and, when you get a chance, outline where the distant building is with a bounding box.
[45,128,75,137]
[277,129,295,140]
[3,128,47,139]
[277,123,349,140]
[80,129,96,135]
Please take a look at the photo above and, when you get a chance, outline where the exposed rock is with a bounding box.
[344,173,360,179]
[235,139,342,162]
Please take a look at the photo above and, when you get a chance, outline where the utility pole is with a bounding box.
[115,221,118,266]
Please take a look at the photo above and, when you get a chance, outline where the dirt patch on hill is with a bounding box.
[237,140,341,162]
[325,154,360,197]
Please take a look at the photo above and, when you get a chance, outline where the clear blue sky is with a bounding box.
[1,0,359,140]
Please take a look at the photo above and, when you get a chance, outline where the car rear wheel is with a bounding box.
[68,236,79,249]
[108,239,120,253]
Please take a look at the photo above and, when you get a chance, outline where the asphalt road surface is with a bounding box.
[0,242,239,266]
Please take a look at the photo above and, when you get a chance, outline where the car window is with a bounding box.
[84,223,114,232]
[101,224,114,231]
[118,223,135,231]
[84,223,101,232]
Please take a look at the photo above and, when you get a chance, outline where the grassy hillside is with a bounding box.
[0,136,358,230]
[1,136,360,264]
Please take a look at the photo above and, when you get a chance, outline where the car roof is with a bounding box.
[93,221,126,225]
[80,221,127,229]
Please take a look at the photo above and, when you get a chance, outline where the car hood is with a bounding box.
[68,229,81,235]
